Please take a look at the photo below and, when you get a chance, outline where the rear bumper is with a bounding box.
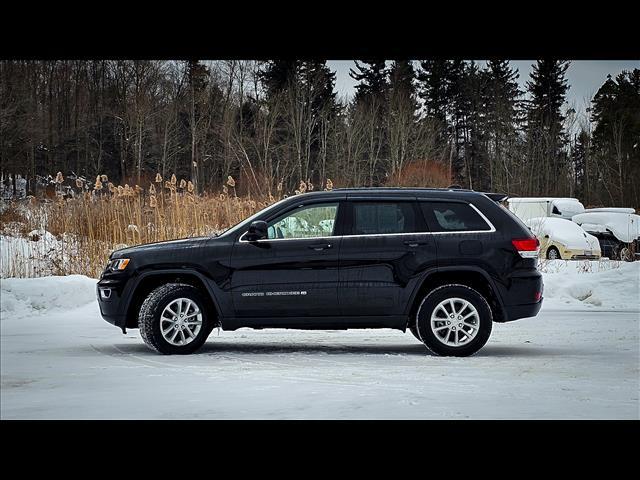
[497,269,544,322]
[562,247,601,260]
[503,299,543,322]
[569,254,601,260]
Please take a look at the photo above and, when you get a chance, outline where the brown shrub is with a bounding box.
[387,159,451,188]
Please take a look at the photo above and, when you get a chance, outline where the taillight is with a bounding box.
[512,238,540,258]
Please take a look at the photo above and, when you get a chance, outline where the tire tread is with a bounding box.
[138,283,207,354]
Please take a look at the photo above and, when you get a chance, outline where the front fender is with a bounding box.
[121,268,228,327]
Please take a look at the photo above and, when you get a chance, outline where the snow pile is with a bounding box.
[552,198,585,218]
[585,207,635,214]
[540,260,639,310]
[0,275,97,319]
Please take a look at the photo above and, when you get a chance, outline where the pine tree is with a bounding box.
[571,128,590,201]
[299,61,339,182]
[349,60,388,103]
[259,60,301,100]
[525,60,571,195]
[417,59,449,128]
[461,61,491,190]
[485,60,522,193]
[590,69,640,205]
[349,60,389,185]
[387,60,418,178]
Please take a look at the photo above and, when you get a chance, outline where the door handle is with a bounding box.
[403,240,429,247]
[308,243,332,251]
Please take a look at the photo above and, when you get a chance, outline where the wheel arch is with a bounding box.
[124,270,221,329]
[406,267,506,326]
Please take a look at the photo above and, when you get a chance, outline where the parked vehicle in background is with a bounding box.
[525,217,601,260]
[507,197,585,223]
[572,210,640,261]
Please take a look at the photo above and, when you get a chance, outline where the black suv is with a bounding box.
[97,188,543,356]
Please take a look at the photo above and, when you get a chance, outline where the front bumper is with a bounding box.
[96,277,128,329]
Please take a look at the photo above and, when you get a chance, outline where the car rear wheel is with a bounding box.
[416,284,493,357]
[618,245,633,262]
[546,246,560,260]
[138,283,214,354]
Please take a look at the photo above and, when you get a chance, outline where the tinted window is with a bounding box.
[421,202,491,232]
[267,203,338,239]
[351,202,419,235]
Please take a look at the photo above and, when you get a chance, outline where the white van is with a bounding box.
[507,197,585,223]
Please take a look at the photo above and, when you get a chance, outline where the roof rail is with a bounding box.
[446,184,507,202]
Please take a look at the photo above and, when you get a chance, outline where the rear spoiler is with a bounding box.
[483,192,509,203]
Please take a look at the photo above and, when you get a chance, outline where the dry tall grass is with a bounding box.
[2,168,459,279]
[1,174,287,278]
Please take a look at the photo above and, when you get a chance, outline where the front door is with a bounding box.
[230,200,343,319]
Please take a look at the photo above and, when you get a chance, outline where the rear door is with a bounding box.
[338,196,437,319]
[418,199,496,270]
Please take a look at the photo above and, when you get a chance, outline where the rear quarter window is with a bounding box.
[421,202,492,232]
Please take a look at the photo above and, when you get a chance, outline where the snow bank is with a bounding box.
[540,260,640,310]
[0,275,96,319]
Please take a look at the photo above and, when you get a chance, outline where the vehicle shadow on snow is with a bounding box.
[108,341,589,358]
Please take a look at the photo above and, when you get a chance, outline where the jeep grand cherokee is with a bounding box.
[97,188,543,356]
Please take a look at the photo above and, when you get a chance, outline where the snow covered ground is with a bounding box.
[1,261,639,419]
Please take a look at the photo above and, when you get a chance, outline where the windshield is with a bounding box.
[217,197,290,238]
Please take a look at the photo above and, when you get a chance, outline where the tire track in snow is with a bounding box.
[90,344,423,396]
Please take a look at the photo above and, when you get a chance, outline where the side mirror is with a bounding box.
[245,220,268,241]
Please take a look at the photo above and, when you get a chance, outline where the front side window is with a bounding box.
[351,202,419,235]
[421,202,491,232]
[267,203,338,239]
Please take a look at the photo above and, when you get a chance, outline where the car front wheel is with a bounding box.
[415,284,493,357]
[138,283,214,354]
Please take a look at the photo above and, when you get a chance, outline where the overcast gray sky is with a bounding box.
[327,60,639,117]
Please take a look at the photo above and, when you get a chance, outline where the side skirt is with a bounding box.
[220,315,408,331]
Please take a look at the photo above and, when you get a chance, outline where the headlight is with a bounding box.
[109,258,130,271]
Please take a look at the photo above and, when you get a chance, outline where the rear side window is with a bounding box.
[351,202,419,235]
[421,202,491,232]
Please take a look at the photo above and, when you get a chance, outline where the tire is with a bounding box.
[415,284,493,357]
[546,246,560,260]
[138,283,215,354]
[619,245,633,262]
[409,324,421,341]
